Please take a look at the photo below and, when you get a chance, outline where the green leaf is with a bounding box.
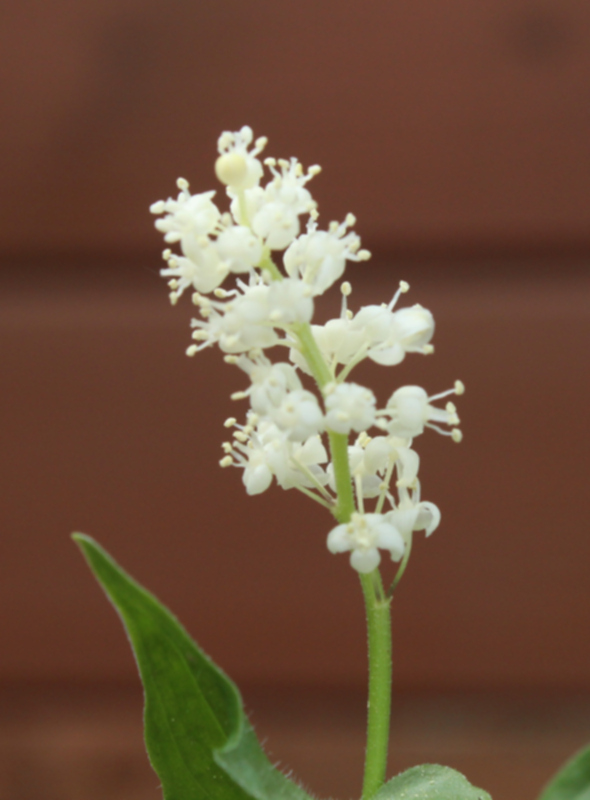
[538,745,590,800]
[372,764,492,800]
[73,533,313,800]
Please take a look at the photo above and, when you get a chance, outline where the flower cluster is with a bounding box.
[151,126,463,574]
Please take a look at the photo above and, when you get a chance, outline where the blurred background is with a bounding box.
[1,1,590,798]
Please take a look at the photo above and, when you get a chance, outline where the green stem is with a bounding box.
[259,250,284,282]
[360,570,392,800]
[292,319,392,798]
[291,321,355,523]
[388,535,412,597]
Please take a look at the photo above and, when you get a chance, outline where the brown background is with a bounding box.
[1,0,590,693]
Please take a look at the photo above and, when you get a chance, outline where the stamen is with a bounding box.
[387,280,410,311]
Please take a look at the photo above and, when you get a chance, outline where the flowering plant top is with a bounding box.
[150,125,463,575]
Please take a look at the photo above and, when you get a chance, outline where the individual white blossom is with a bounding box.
[216,225,263,274]
[284,216,371,296]
[160,247,229,302]
[234,355,303,414]
[324,382,376,435]
[385,497,441,545]
[150,183,221,245]
[220,415,328,495]
[215,126,267,191]
[271,389,324,442]
[378,383,464,440]
[327,512,405,573]
[231,158,320,250]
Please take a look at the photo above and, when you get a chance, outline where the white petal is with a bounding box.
[350,548,381,573]
[327,524,353,554]
[374,523,405,561]
[243,464,273,495]
[415,501,441,536]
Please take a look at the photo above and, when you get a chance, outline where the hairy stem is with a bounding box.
[360,570,392,800]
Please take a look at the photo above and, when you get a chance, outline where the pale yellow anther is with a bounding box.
[233,431,249,442]
[215,152,248,187]
[454,380,465,395]
[399,280,410,293]
[186,344,198,356]
[224,355,239,364]
[222,442,233,453]
[224,417,237,428]
[451,428,463,443]
[308,165,322,176]
[423,344,434,354]
[345,213,356,227]
[231,391,248,400]
[176,177,189,191]
[214,288,228,298]
[341,281,352,296]
[219,456,233,467]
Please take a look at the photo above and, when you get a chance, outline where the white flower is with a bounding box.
[235,356,302,414]
[234,158,320,250]
[342,281,434,367]
[327,512,405,573]
[220,416,328,495]
[275,435,329,491]
[378,383,463,440]
[160,246,229,302]
[385,498,441,544]
[324,382,376,435]
[284,216,370,296]
[190,282,279,354]
[150,184,221,246]
[215,126,267,191]
[216,225,263,274]
[271,389,324,442]
[267,278,314,325]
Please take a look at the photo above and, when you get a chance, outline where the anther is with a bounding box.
[451,429,463,443]
[219,456,233,467]
[341,282,352,296]
[454,380,465,395]
[224,417,237,428]
[176,178,189,191]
